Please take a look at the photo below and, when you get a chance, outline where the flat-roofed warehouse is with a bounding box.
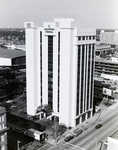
[0,47,25,67]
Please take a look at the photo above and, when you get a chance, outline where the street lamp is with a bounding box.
[17,140,21,150]
[98,109,103,119]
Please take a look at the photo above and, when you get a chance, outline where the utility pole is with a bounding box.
[54,116,57,144]
[107,94,109,102]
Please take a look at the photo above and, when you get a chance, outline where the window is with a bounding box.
[89,36,91,40]
[78,36,81,41]
[1,146,5,150]
[82,36,85,40]
[2,123,4,129]
[76,118,80,125]
[1,135,4,142]
[2,116,4,121]
[88,112,91,119]
[93,36,95,40]
[82,114,86,122]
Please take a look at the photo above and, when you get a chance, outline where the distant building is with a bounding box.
[25,18,95,127]
[95,45,115,56]
[0,106,9,150]
[3,45,26,51]
[95,56,118,80]
[100,29,118,45]
[0,47,25,69]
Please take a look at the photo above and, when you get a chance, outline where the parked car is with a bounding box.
[95,124,102,129]
[74,128,83,136]
[64,133,74,142]
[64,135,74,142]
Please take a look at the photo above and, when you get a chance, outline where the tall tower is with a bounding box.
[25,19,95,127]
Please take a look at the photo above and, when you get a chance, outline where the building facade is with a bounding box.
[0,106,8,150]
[25,18,95,127]
[0,47,25,67]
[95,45,115,56]
[95,56,118,80]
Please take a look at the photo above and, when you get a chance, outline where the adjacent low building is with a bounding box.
[0,106,9,150]
[95,56,118,80]
[0,47,25,68]
[95,45,115,56]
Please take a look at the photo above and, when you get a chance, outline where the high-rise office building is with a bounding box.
[25,18,95,127]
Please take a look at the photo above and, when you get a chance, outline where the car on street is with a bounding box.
[74,128,83,137]
[64,132,75,142]
[64,135,74,142]
[95,124,102,129]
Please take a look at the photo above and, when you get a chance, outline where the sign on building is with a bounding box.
[103,87,113,96]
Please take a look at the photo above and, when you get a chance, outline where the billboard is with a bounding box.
[103,87,113,96]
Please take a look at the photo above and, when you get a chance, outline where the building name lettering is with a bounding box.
[44,28,55,31]
[44,28,55,34]
[45,31,53,33]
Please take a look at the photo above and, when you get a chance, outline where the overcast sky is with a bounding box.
[0,0,118,29]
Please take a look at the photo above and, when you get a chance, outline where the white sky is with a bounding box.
[0,0,118,29]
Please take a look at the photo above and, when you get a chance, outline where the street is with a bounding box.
[69,109,118,148]
[48,106,118,150]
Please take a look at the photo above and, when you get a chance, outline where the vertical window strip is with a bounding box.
[90,44,95,108]
[40,31,42,105]
[87,45,91,110]
[88,44,92,109]
[58,32,60,112]
[80,45,84,114]
[84,45,87,111]
[85,45,88,111]
[48,36,53,108]
[76,45,81,116]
